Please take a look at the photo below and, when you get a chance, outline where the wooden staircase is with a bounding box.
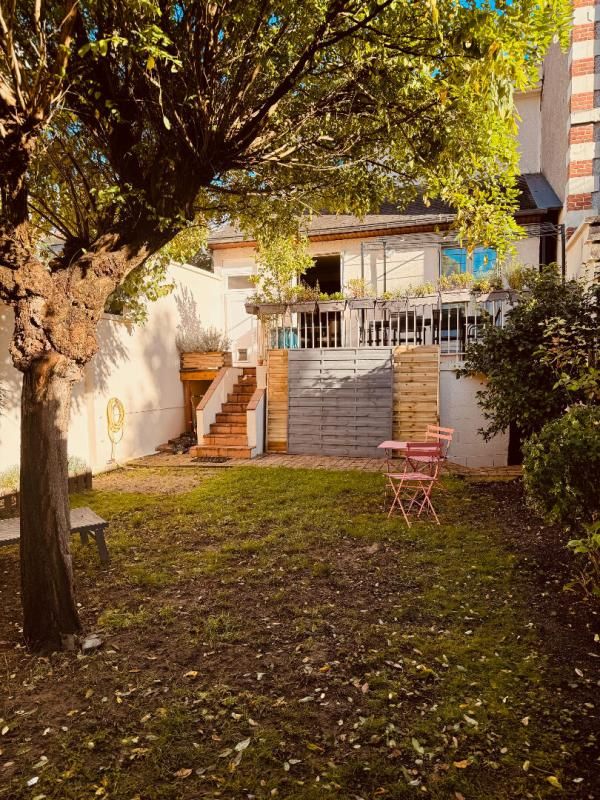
[190,368,257,459]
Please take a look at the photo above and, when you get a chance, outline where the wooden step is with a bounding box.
[232,384,256,395]
[222,401,247,413]
[203,434,248,446]
[190,444,252,459]
[210,423,247,434]
[242,367,257,375]
[227,393,252,404]
[216,412,246,424]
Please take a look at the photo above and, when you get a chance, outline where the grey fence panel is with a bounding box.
[287,348,393,456]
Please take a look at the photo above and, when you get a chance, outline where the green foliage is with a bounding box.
[175,325,230,354]
[22,0,572,276]
[438,272,474,291]
[537,286,600,405]
[523,405,600,530]
[345,278,374,299]
[318,291,345,301]
[471,273,504,293]
[105,259,174,323]
[460,267,599,440]
[567,521,600,599]
[250,235,314,303]
[286,284,320,303]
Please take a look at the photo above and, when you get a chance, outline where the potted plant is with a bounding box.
[345,278,375,310]
[317,291,346,312]
[176,326,232,370]
[250,234,315,316]
[286,283,319,314]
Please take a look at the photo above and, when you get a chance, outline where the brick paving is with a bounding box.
[127,452,522,480]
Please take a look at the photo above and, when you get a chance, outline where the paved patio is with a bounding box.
[127,452,522,480]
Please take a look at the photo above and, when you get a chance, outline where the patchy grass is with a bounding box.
[0,466,598,800]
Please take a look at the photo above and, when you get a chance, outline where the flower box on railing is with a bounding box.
[288,300,318,314]
[0,472,93,520]
[347,298,375,310]
[317,299,346,312]
[376,298,406,312]
[180,351,232,371]
[244,301,259,315]
[256,302,287,315]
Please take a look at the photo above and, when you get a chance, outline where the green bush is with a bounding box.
[523,405,600,529]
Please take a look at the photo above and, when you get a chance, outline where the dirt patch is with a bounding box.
[94,466,213,494]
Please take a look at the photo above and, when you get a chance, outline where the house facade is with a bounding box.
[197,25,600,466]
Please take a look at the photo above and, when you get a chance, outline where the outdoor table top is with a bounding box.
[0,507,107,547]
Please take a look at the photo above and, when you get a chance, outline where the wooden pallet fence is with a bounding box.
[392,345,440,441]
[267,350,289,452]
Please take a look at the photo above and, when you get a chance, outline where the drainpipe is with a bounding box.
[382,239,387,294]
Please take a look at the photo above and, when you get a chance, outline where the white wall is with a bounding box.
[515,90,541,174]
[440,359,509,468]
[0,262,223,473]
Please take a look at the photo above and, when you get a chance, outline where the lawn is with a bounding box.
[0,466,598,800]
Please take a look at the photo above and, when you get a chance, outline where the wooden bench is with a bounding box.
[0,507,109,564]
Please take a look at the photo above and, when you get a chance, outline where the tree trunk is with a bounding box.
[20,354,81,651]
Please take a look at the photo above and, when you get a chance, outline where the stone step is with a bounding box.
[203,434,248,446]
[210,423,247,434]
[215,412,246,424]
[190,444,252,459]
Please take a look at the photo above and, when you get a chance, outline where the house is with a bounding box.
[1,6,599,473]
[194,20,600,466]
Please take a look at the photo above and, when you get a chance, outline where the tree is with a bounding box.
[0,0,570,650]
[460,267,599,442]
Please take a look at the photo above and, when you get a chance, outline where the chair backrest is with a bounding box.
[426,425,454,455]
[405,442,444,478]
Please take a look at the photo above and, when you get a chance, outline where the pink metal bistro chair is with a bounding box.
[386,442,443,527]
[426,425,454,457]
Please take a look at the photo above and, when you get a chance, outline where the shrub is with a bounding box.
[460,267,598,440]
[523,405,600,529]
[175,326,230,353]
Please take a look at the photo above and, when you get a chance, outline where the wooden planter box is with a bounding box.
[289,301,318,314]
[257,303,287,315]
[376,299,406,312]
[0,472,93,520]
[348,298,375,310]
[180,351,232,371]
[317,300,346,312]
[244,302,259,315]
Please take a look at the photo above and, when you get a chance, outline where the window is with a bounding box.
[303,254,341,294]
[237,348,248,362]
[441,246,497,276]
[227,274,254,290]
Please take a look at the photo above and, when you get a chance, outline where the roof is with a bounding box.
[208,173,562,247]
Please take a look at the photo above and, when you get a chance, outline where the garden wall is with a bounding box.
[439,358,509,467]
[0,263,224,474]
